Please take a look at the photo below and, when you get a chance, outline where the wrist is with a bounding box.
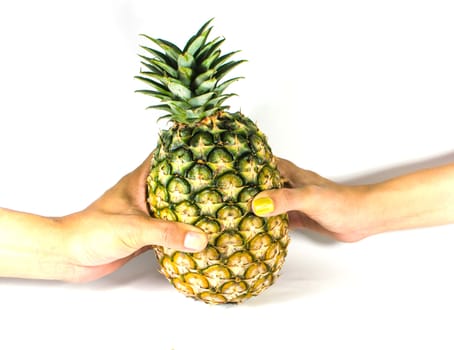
[338,184,383,239]
[360,181,413,235]
[23,216,73,281]
[358,184,390,236]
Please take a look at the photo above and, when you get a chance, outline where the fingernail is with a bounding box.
[252,197,275,216]
[184,232,207,251]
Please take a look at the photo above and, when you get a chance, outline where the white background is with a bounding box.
[1,1,454,349]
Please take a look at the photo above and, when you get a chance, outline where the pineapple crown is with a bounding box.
[135,19,246,124]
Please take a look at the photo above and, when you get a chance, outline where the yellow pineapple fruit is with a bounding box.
[136,19,289,304]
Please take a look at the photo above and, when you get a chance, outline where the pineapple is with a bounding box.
[136,19,289,304]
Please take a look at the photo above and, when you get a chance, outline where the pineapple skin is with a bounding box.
[147,111,289,304]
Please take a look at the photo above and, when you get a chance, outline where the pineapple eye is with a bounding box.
[170,126,193,150]
[194,189,223,204]
[158,130,173,147]
[194,189,223,216]
[221,131,249,156]
[226,251,254,269]
[248,233,272,250]
[194,217,221,234]
[249,134,272,161]
[215,172,244,201]
[152,159,172,175]
[258,165,280,190]
[221,131,244,145]
[193,246,220,260]
[186,163,213,192]
[215,231,244,256]
[203,264,232,280]
[216,204,242,218]
[187,163,212,181]
[266,215,288,240]
[207,147,234,174]
[239,214,265,233]
[207,147,233,163]
[220,281,248,296]
[265,242,281,260]
[192,247,221,270]
[247,233,272,259]
[161,256,180,277]
[189,131,215,159]
[184,273,210,289]
[170,147,194,175]
[199,292,227,304]
[172,252,197,272]
[172,278,195,296]
[244,262,269,279]
[270,251,286,271]
[236,153,261,183]
[251,275,274,293]
[156,207,177,222]
[216,172,243,187]
[174,200,200,224]
[167,176,191,203]
[216,114,237,130]
[238,186,260,203]
[190,131,214,147]
[149,184,168,209]
[216,205,243,230]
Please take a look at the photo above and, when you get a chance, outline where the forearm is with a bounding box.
[365,163,454,234]
[0,208,70,280]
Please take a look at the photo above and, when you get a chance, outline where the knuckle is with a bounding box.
[157,222,181,248]
[280,188,295,208]
[159,224,172,247]
[117,218,144,250]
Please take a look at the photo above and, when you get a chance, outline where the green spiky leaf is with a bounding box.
[195,78,216,95]
[188,92,215,108]
[215,77,244,94]
[136,19,245,124]
[184,18,213,53]
[194,69,215,87]
[143,35,182,61]
[167,80,192,100]
[151,59,178,78]
[198,37,225,63]
[178,52,195,68]
[178,66,193,86]
[139,46,176,68]
[135,76,170,95]
[201,50,221,71]
[215,60,246,81]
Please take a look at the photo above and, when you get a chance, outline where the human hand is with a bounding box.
[252,158,372,242]
[60,154,208,282]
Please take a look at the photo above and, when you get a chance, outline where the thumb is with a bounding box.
[124,217,209,253]
[252,188,307,217]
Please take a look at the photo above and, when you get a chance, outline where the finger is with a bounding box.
[276,158,301,185]
[252,187,310,217]
[116,216,208,254]
[89,153,154,213]
[117,153,154,212]
[133,152,155,183]
[276,158,330,188]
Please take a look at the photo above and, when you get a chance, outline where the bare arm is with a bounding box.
[365,163,454,234]
[252,158,454,242]
[0,208,68,280]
